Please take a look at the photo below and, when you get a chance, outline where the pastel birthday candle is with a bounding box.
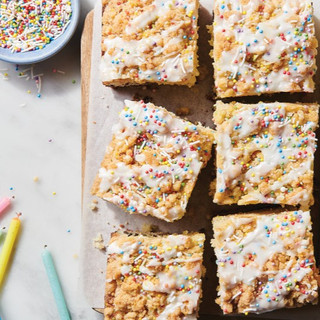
[0,216,21,287]
[0,228,5,239]
[42,248,71,320]
[0,198,11,218]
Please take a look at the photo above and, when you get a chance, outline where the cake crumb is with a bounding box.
[93,233,106,251]
[90,199,98,211]
[141,224,159,233]
[175,107,190,116]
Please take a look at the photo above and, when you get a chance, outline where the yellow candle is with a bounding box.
[0,217,21,287]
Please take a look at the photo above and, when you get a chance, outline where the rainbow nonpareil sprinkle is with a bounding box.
[0,0,72,53]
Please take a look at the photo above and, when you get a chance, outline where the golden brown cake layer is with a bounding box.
[92,100,214,222]
[101,0,199,86]
[104,231,205,319]
[211,0,318,98]
[212,101,319,207]
[212,210,319,314]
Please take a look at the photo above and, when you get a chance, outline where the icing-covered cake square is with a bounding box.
[212,211,319,314]
[101,0,199,86]
[211,0,318,97]
[212,101,318,207]
[92,100,214,222]
[104,232,205,319]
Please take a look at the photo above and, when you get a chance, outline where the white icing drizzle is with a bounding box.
[213,211,318,314]
[101,0,197,83]
[98,100,212,221]
[215,102,317,205]
[107,234,204,319]
[214,0,317,96]
[107,240,139,265]
[156,290,199,319]
[125,0,173,35]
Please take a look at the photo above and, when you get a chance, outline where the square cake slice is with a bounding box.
[100,0,199,87]
[212,210,319,315]
[104,232,205,319]
[212,101,318,207]
[212,0,318,98]
[92,100,214,222]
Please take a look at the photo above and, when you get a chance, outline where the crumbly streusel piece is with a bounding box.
[211,0,318,98]
[104,232,205,320]
[212,210,319,314]
[212,101,318,206]
[92,100,214,222]
[100,0,199,87]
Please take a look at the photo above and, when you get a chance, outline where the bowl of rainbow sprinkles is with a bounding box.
[0,0,80,64]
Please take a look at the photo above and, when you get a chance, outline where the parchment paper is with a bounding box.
[81,2,320,319]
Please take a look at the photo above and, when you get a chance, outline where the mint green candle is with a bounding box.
[42,248,71,320]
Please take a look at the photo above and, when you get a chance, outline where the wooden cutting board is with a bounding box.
[80,10,320,320]
[81,10,93,191]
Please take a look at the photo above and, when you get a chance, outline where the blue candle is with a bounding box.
[42,248,71,320]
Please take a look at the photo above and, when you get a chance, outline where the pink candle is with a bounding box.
[0,197,11,218]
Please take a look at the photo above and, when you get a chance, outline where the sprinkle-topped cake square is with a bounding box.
[212,210,319,314]
[212,101,318,206]
[212,0,318,98]
[100,0,199,87]
[104,232,205,319]
[92,100,214,222]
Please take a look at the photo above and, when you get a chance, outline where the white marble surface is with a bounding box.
[0,0,100,319]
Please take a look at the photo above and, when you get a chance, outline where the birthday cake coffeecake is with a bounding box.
[212,101,319,207]
[104,231,205,319]
[92,100,214,222]
[211,0,318,97]
[100,0,200,86]
[211,210,319,314]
